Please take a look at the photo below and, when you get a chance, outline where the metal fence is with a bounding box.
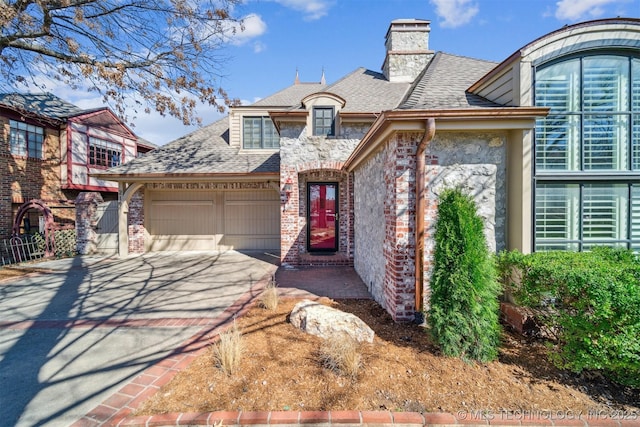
[0,229,77,267]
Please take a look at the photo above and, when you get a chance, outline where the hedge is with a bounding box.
[497,247,640,387]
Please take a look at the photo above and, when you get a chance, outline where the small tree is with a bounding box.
[428,187,501,362]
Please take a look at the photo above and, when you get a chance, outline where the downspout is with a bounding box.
[415,118,436,323]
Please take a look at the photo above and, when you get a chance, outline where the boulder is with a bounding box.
[289,299,374,343]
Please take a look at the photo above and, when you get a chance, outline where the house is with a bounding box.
[94,18,640,321]
[0,93,152,239]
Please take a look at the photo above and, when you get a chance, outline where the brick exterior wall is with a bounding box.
[279,123,363,266]
[0,115,76,238]
[381,133,419,321]
[127,189,145,254]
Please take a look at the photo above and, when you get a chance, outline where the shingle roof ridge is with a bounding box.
[398,51,501,110]
[436,51,498,65]
[323,67,372,92]
[249,81,326,107]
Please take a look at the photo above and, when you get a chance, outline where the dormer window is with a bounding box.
[313,107,335,136]
[243,116,279,149]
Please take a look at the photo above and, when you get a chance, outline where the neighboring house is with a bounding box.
[96,18,640,321]
[0,93,146,239]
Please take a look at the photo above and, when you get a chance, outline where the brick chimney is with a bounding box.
[382,19,434,83]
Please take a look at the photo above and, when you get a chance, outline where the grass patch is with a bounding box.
[212,321,244,375]
[319,333,362,378]
[258,279,279,311]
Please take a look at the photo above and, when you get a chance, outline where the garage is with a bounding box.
[146,188,280,252]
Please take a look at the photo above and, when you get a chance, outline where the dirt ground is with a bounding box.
[0,267,29,281]
[136,298,639,416]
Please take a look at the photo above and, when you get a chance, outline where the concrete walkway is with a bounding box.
[0,251,277,427]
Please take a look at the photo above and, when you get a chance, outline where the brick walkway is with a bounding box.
[70,267,624,427]
[275,265,373,299]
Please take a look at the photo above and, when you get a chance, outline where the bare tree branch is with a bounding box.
[0,0,243,125]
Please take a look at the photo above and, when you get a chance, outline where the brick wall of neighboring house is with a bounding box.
[279,123,363,266]
[127,189,145,254]
[0,116,72,238]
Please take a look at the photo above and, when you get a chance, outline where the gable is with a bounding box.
[69,109,136,139]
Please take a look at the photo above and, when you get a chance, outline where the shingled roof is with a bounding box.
[0,93,84,120]
[324,68,411,112]
[251,82,326,107]
[96,117,279,178]
[399,52,500,110]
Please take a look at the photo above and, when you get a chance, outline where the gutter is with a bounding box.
[90,172,279,183]
[415,118,436,322]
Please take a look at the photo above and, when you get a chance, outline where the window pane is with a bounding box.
[633,59,640,170]
[242,117,279,149]
[536,59,580,111]
[535,183,579,250]
[535,114,580,171]
[313,107,334,136]
[535,60,580,171]
[583,114,628,170]
[89,137,121,167]
[631,185,640,250]
[633,115,640,170]
[583,184,627,243]
[9,119,43,158]
[243,117,262,149]
[263,118,279,148]
[583,57,628,112]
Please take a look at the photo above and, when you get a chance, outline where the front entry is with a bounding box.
[307,183,338,252]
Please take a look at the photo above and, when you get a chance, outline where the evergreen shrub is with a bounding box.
[428,188,502,362]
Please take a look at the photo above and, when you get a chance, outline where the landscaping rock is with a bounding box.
[289,299,374,343]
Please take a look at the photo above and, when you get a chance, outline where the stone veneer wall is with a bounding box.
[353,147,387,307]
[279,123,364,265]
[75,192,103,255]
[426,131,506,251]
[351,130,506,321]
[353,132,420,321]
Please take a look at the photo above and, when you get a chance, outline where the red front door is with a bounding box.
[308,183,338,252]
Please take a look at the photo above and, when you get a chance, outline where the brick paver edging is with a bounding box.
[80,409,640,427]
[71,272,640,427]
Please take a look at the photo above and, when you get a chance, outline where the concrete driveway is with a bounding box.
[0,251,277,427]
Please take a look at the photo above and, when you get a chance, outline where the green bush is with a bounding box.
[497,247,640,387]
[428,188,502,362]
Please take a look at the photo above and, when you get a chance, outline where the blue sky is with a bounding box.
[61,0,640,145]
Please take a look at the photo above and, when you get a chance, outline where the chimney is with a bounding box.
[382,19,433,83]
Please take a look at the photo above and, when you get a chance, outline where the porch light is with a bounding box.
[283,178,293,195]
[281,178,294,211]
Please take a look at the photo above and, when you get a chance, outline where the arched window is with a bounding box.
[534,54,640,251]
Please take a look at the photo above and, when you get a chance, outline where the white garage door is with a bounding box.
[147,189,280,251]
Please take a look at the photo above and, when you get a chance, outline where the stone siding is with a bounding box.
[75,192,104,255]
[426,131,507,251]
[353,149,386,306]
